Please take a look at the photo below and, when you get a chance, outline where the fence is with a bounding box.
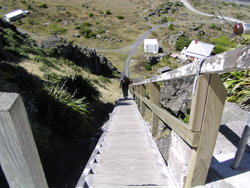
[130,45,250,187]
[0,93,48,188]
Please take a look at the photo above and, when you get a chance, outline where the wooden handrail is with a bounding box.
[134,45,250,85]
[0,92,48,188]
[130,46,249,187]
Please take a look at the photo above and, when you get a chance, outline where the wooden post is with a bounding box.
[0,93,48,188]
[185,74,227,187]
[137,85,141,110]
[150,82,161,137]
[140,84,146,116]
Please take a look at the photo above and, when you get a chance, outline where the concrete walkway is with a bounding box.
[76,98,175,188]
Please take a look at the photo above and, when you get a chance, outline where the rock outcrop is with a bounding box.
[160,76,194,118]
[40,36,117,77]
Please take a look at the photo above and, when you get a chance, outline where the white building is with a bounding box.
[144,39,159,54]
[4,9,30,22]
[181,40,214,62]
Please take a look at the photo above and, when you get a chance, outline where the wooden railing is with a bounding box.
[0,93,48,188]
[130,45,250,188]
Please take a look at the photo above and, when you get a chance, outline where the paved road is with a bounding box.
[180,0,246,24]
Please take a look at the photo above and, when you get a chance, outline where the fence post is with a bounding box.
[150,82,161,137]
[140,84,146,116]
[0,92,48,188]
[185,74,227,187]
[137,85,141,110]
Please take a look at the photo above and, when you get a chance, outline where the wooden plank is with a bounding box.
[189,74,210,132]
[0,92,48,188]
[185,74,227,187]
[134,91,200,147]
[140,84,146,116]
[134,46,250,85]
[150,83,160,137]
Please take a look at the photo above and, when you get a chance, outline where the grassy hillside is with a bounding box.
[0,19,120,187]
[0,0,150,48]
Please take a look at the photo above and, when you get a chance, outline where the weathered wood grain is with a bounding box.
[139,84,146,116]
[134,91,200,147]
[185,74,227,187]
[0,92,48,188]
[150,83,161,137]
[134,46,250,85]
[189,74,210,132]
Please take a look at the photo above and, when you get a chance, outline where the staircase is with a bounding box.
[76,97,175,188]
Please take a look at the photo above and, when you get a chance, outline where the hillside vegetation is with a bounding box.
[0,19,119,187]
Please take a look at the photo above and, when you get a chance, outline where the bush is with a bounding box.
[168,24,174,30]
[59,75,100,100]
[38,3,48,8]
[89,13,94,17]
[47,24,67,35]
[144,64,152,71]
[96,28,106,34]
[79,27,96,39]
[210,36,235,54]
[210,23,221,30]
[27,5,32,10]
[105,10,112,15]
[116,15,124,20]
[175,36,191,51]
[81,22,92,27]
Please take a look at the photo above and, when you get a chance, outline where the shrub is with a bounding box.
[144,64,152,71]
[27,5,32,10]
[89,13,94,17]
[59,75,100,100]
[168,24,174,30]
[79,27,96,39]
[210,36,235,54]
[116,15,124,20]
[38,3,48,8]
[96,28,106,34]
[105,10,112,15]
[210,23,221,30]
[175,36,191,51]
[81,22,92,27]
[47,24,67,35]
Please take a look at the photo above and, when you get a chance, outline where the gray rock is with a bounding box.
[146,54,169,66]
[160,76,194,117]
[40,36,117,76]
[72,33,80,38]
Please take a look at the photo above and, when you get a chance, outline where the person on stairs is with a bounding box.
[120,75,132,99]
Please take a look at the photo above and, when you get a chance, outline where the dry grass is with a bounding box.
[100,52,128,72]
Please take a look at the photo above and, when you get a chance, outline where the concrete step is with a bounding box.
[85,174,170,187]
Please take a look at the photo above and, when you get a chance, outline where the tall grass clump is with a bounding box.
[210,36,235,54]
[222,71,250,103]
